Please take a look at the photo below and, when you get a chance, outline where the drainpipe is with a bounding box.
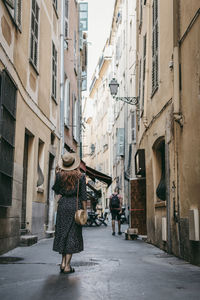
[173,0,181,256]
[60,0,65,156]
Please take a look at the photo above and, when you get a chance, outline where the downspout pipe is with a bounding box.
[60,0,65,156]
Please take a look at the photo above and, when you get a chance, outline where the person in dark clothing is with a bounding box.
[52,152,87,274]
[109,187,123,235]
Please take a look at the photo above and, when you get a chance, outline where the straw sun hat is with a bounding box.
[58,152,80,171]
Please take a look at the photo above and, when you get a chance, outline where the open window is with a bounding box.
[153,138,166,201]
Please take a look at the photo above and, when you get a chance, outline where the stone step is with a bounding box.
[45,231,55,238]
[20,235,38,247]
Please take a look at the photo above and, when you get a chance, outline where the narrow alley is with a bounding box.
[0,225,200,300]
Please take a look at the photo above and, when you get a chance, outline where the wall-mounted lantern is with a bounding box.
[109,78,138,105]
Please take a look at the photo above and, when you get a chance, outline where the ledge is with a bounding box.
[155,201,166,208]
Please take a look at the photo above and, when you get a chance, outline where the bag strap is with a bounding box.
[76,179,79,211]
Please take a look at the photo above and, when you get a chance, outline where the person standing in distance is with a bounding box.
[109,187,123,235]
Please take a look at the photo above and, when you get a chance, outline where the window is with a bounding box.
[142,33,147,111]
[139,0,143,29]
[64,79,70,127]
[153,139,166,201]
[79,2,88,31]
[72,94,79,142]
[37,139,44,189]
[52,42,57,100]
[65,0,69,39]
[0,70,17,206]
[52,0,57,11]
[152,0,159,94]
[117,128,125,156]
[131,112,136,143]
[115,36,121,63]
[74,31,77,72]
[3,0,22,28]
[30,0,39,69]
[138,59,142,108]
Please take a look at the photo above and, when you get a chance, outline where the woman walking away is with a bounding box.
[52,152,87,274]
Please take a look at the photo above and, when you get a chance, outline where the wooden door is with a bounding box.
[130,178,146,235]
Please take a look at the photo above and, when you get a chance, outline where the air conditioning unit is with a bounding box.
[162,217,167,241]
[189,209,199,241]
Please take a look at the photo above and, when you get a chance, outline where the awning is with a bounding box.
[80,161,112,187]
[87,182,102,197]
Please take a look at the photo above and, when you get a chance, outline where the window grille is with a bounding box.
[152,0,159,93]
[0,71,17,206]
[52,42,57,100]
[30,0,39,69]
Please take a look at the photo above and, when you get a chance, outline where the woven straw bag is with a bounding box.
[75,179,87,225]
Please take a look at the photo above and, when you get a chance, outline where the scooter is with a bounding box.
[86,211,100,226]
[120,207,127,224]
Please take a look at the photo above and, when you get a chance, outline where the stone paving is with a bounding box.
[0,224,200,300]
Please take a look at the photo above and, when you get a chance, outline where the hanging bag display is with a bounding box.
[75,179,87,225]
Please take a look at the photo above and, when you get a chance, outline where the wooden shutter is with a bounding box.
[0,71,17,206]
[52,42,57,100]
[131,112,136,143]
[152,0,158,93]
[5,0,14,9]
[30,0,39,68]
[117,128,125,156]
[138,59,142,108]
[142,34,147,110]
[64,80,70,126]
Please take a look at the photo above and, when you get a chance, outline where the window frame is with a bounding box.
[64,78,70,127]
[151,0,159,96]
[3,0,22,30]
[141,33,147,113]
[29,0,40,72]
[52,41,58,101]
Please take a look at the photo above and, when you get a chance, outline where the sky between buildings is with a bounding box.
[87,0,115,88]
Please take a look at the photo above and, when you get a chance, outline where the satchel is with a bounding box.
[75,179,87,226]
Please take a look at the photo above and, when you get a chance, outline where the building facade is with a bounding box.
[0,0,86,254]
[136,0,200,265]
[83,0,138,215]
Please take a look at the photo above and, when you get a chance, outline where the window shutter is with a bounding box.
[142,34,147,110]
[52,42,57,99]
[5,0,14,9]
[65,21,68,38]
[0,71,17,206]
[64,80,70,126]
[152,0,158,93]
[117,128,125,156]
[138,59,142,108]
[16,0,22,27]
[131,112,136,143]
[30,0,39,68]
